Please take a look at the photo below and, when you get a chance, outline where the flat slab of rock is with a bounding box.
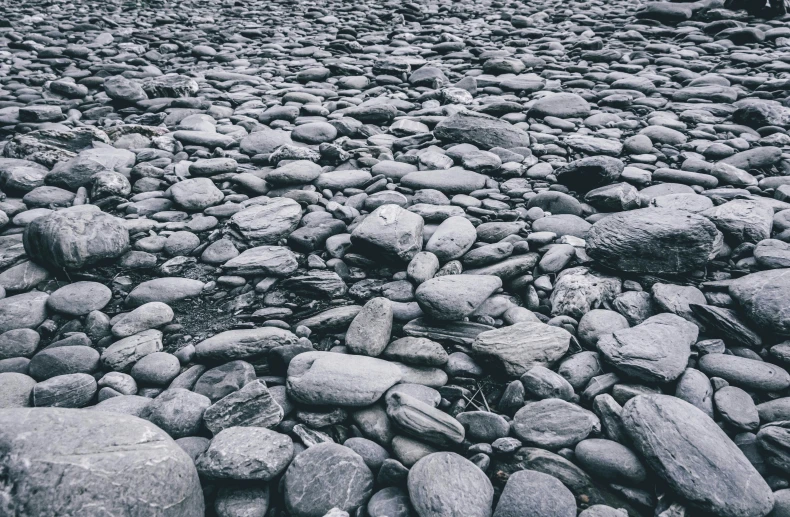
[597,313,698,383]
[623,395,773,517]
[415,274,502,321]
[472,322,571,377]
[195,328,299,362]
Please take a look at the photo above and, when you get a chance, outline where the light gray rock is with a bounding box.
[513,399,600,449]
[197,426,294,480]
[195,328,298,362]
[0,408,203,516]
[415,274,502,321]
[472,322,571,377]
[284,443,374,517]
[345,297,393,357]
[408,452,494,517]
[351,204,424,262]
[230,198,303,244]
[493,470,576,517]
[287,351,402,406]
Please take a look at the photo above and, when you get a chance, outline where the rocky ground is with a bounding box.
[1,0,790,515]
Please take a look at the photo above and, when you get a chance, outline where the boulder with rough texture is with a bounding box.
[351,204,424,262]
[597,313,698,383]
[472,322,571,377]
[587,208,721,274]
[0,408,204,516]
[729,269,790,336]
[434,110,531,150]
[283,443,374,517]
[24,205,129,269]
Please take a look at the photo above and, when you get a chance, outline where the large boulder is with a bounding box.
[24,205,129,269]
[623,395,773,517]
[587,208,721,274]
[729,269,790,336]
[434,110,531,150]
[0,407,204,516]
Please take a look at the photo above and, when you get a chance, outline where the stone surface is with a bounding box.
[0,408,204,516]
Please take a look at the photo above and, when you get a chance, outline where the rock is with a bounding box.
[729,269,790,336]
[203,380,284,434]
[195,328,298,361]
[24,205,129,269]
[197,426,293,480]
[284,443,374,517]
[0,408,203,516]
[144,388,211,438]
[169,178,224,211]
[415,274,502,321]
[587,208,721,274]
[386,391,465,446]
[701,199,773,244]
[346,297,393,357]
[597,314,698,383]
[287,351,402,406]
[472,322,571,377]
[0,291,49,333]
[0,372,36,407]
[554,156,624,192]
[408,452,494,517]
[434,110,531,150]
[351,204,424,262]
[425,216,477,262]
[101,329,163,372]
[530,93,591,118]
[493,470,576,517]
[623,395,773,517]
[47,281,112,316]
[126,277,204,306]
[513,399,600,449]
[222,246,299,276]
[230,198,303,244]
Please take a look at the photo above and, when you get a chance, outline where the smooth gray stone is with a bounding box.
[623,395,773,517]
[287,351,402,406]
[513,399,600,450]
[493,469,575,517]
[408,452,493,517]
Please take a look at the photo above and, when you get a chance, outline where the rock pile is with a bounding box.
[1,0,790,516]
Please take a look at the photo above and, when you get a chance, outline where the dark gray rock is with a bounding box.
[623,395,773,517]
